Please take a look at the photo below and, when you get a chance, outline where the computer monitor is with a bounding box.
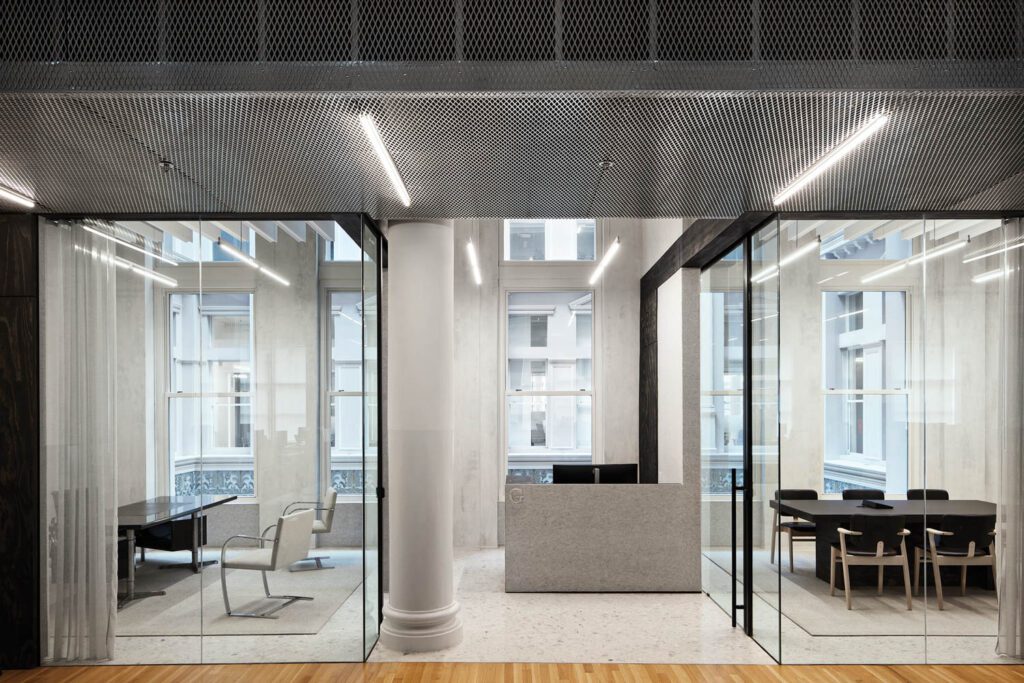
[552,464,638,484]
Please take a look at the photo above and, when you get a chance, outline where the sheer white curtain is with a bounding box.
[997,218,1023,658]
[41,222,118,662]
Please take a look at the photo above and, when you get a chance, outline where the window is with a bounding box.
[699,251,745,494]
[503,219,597,261]
[822,290,908,494]
[327,291,364,495]
[163,227,256,263]
[506,291,593,483]
[324,222,362,262]
[168,292,254,496]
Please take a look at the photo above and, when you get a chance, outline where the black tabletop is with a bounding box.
[771,498,996,520]
[118,495,237,530]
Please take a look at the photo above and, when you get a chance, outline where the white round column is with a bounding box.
[380,219,463,652]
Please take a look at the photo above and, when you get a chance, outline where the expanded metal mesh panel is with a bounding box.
[859,0,946,61]
[358,0,456,61]
[562,0,649,61]
[464,0,555,61]
[266,0,351,62]
[166,0,260,62]
[60,0,160,63]
[761,0,853,61]
[0,92,1020,217]
[0,0,1021,90]
[658,1,752,61]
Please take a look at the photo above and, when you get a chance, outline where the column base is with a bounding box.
[380,601,463,653]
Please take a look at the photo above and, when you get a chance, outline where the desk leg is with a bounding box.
[118,529,165,608]
[158,511,217,572]
[127,529,137,600]
[192,512,199,572]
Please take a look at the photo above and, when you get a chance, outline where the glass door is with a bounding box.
[361,219,382,657]
[700,243,747,623]
[750,223,781,659]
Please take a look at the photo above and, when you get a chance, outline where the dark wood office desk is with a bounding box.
[770,498,996,583]
[117,495,236,606]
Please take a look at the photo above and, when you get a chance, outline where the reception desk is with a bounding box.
[504,483,698,592]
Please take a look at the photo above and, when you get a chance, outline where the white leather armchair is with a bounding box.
[269,488,339,571]
[220,508,315,618]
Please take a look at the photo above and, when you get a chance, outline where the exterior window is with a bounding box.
[699,271,745,494]
[822,290,908,494]
[506,291,593,483]
[530,315,547,347]
[168,292,254,496]
[163,229,255,263]
[806,218,916,261]
[327,291,364,496]
[324,223,362,262]
[504,219,597,261]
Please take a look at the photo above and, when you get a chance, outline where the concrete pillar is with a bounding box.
[380,219,463,652]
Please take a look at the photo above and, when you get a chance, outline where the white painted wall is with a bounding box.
[657,270,684,484]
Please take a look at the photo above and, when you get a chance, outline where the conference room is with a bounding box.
[700,216,1022,664]
[39,216,382,664]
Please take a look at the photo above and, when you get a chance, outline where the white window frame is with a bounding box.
[501,218,601,265]
[500,286,598,485]
[821,285,911,494]
[165,288,257,498]
[320,257,365,503]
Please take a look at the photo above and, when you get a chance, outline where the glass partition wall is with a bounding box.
[40,216,383,664]
[701,216,1022,664]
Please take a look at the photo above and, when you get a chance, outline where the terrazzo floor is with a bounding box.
[368,548,772,664]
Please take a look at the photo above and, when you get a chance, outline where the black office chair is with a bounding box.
[771,490,818,572]
[830,514,912,610]
[912,514,997,609]
[906,489,950,501]
[842,488,885,501]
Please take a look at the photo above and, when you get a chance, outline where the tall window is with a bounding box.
[506,291,593,483]
[822,290,908,493]
[327,291,364,495]
[168,292,254,496]
[699,251,746,494]
[504,219,597,261]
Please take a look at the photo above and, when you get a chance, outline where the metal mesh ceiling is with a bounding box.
[0,0,1021,91]
[0,91,1021,218]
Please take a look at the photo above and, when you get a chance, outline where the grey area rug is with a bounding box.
[117,548,363,636]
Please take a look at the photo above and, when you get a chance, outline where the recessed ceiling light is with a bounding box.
[0,185,35,209]
[773,113,889,206]
[359,113,411,207]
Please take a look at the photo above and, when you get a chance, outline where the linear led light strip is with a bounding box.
[0,185,35,209]
[83,224,178,266]
[750,237,821,283]
[360,113,411,207]
[972,268,1014,284]
[589,237,621,285]
[74,245,178,287]
[466,239,483,286]
[862,240,967,284]
[962,236,1024,264]
[773,113,889,206]
[217,238,291,286]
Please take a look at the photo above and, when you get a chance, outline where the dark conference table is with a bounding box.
[770,498,997,583]
[118,494,236,606]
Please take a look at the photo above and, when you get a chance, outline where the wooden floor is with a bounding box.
[3,663,1023,683]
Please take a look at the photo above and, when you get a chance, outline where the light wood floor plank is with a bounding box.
[3,663,1023,683]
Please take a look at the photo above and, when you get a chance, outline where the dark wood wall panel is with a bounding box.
[638,213,774,483]
[0,213,40,669]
